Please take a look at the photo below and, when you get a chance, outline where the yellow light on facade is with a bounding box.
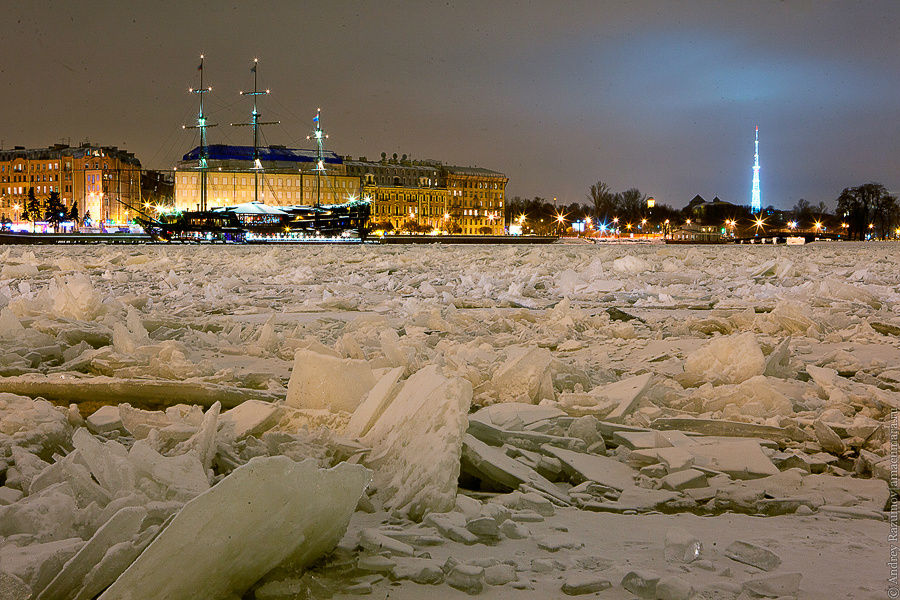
[686,219,691,225]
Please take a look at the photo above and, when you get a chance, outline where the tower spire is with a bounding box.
[231,58,278,204]
[751,126,761,214]
[183,54,217,211]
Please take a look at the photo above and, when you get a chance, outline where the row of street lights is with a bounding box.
[515,211,899,238]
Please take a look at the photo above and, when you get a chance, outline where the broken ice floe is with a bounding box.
[0,243,897,598]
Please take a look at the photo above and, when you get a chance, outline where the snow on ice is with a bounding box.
[0,242,897,599]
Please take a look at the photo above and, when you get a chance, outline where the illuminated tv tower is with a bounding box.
[751,126,761,213]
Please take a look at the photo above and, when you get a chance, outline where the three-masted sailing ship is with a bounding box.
[137,57,371,243]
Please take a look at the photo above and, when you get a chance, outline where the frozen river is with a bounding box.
[0,241,897,599]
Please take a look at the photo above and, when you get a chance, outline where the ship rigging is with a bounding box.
[132,56,371,243]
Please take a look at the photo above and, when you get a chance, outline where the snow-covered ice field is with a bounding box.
[0,241,898,599]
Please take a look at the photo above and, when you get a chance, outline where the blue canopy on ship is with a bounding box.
[182,144,343,165]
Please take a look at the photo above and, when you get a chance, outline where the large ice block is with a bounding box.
[99,457,369,600]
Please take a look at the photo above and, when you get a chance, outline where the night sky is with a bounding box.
[2,1,898,209]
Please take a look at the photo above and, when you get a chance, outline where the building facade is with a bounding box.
[345,157,507,234]
[0,143,141,225]
[345,158,446,232]
[174,145,360,212]
[444,166,506,235]
[361,182,451,232]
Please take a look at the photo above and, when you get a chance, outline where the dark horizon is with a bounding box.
[1,1,898,210]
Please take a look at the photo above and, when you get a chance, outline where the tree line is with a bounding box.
[834,183,898,240]
[505,182,682,233]
[508,179,899,239]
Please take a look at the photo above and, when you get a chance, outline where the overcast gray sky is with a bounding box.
[1,1,898,209]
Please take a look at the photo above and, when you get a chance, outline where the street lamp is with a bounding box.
[754,216,766,235]
[787,221,797,230]
[724,219,736,236]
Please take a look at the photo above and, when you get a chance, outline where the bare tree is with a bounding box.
[587,181,617,222]
[836,183,894,240]
[619,188,647,222]
[792,199,812,224]
[872,189,899,240]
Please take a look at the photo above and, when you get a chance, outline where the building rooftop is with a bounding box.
[181,144,342,165]
[0,143,140,165]
[442,165,507,178]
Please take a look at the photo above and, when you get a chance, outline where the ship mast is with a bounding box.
[232,59,278,204]
[183,54,217,211]
[306,108,328,230]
